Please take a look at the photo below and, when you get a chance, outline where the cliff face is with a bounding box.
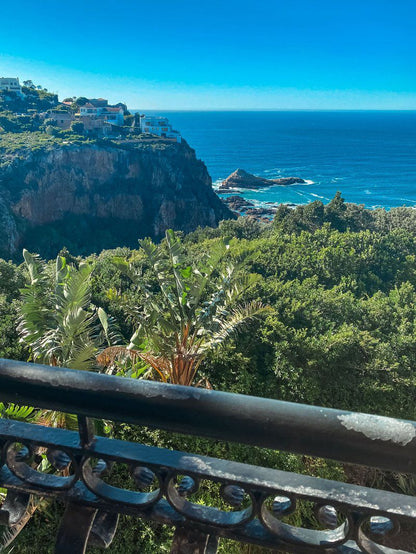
[0,139,232,259]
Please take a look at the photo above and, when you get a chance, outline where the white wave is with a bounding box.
[217,187,242,193]
[396,197,416,203]
[263,168,282,174]
[303,179,315,185]
[291,189,310,199]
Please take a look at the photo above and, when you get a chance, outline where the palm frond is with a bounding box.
[0,403,35,422]
[97,346,140,366]
[203,301,268,352]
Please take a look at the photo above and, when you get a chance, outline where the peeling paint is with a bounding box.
[181,456,212,472]
[338,413,415,446]
[140,387,201,401]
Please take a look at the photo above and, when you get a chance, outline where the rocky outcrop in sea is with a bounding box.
[219,168,305,191]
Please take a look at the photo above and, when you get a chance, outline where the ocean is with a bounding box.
[145,110,416,210]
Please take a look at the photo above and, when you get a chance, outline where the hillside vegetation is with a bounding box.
[1,195,415,551]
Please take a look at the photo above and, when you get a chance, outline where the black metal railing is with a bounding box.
[0,358,415,553]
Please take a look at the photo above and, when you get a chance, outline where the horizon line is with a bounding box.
[133,108,416,112]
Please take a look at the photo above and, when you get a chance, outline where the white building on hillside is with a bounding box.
[0,77,23,96]
[79,103,124,126]
[140,115,181,142]
[102,106,124,126]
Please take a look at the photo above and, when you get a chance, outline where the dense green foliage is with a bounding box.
[0,85,59,137]
[0,85,58,115]
[1,197,416,551]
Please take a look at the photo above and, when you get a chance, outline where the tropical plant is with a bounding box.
[18,250,109,370]
[17,250,115,428]
[99,230,265,386]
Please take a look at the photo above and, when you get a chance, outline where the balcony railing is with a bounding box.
[0,358,415,553]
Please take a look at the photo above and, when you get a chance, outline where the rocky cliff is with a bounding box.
[0,137,232,259]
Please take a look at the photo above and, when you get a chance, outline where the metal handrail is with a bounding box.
[0,358,415,474]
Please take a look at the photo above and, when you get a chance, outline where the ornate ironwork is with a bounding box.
[0,358,415,553]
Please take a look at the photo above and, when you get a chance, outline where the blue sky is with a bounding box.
[1,0,415,109]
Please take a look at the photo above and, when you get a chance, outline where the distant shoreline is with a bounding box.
[132,108,416,113]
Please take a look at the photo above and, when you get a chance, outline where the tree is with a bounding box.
[70,121,84,134]
[302,200,325,229]
[325,191,347,231]
[100,230,265,386]
[74,96,89,106]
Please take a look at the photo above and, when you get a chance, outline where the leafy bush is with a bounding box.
[3,199,416,550]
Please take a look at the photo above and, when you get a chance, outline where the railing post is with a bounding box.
[55,504,97,554]
[77,415,95,447]
[171,527,218,553]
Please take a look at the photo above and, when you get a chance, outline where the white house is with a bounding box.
[140,115,182,143]
[101,106,124,126]
[0,77,23,96]
[79,103,101,117]
[79,103,124,126]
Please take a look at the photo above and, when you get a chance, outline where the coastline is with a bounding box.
[152,111,416,210]
[213,175,319,216]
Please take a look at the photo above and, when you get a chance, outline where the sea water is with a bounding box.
[146,110,416,209]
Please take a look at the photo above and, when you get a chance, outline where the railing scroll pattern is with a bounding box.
[0,359,415,553]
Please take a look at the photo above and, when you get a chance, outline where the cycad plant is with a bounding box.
[19,250,105,370]
[100,230,265,386]
[18,250,112,427]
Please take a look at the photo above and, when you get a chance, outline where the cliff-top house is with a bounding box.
[140,115,182,143]
[79,100,124,126]
[0,77,24,97]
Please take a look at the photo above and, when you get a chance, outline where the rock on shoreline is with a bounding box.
[221,194,278,221]
[219,168,305,191]
[222,195,254,212]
